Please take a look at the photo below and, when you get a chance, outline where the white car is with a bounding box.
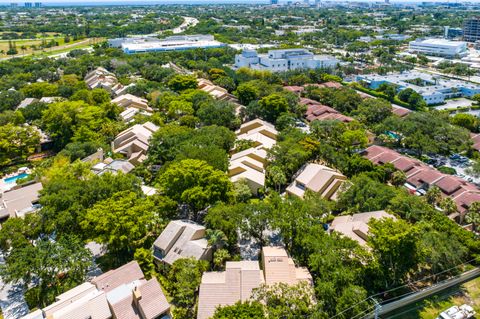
[437,304,476,319]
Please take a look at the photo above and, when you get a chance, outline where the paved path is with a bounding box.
[0,254,29,319]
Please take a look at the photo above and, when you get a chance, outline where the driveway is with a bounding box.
[0,254,29,319]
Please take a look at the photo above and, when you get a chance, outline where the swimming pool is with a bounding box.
[4,173,29,184]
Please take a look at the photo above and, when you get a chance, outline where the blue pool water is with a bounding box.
[4,173,29,184]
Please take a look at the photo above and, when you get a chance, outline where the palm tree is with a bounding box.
[213,249,231,271]
[466,202,480,232]
[425,186,442,206]
[206,229,228,253]
[440,197,457,216]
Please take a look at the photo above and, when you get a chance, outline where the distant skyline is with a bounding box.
[0,0,477,3]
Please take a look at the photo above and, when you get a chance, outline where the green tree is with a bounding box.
[167,74,198,92]
[451,113,479,132]
[368,218,419,290]
[134,247,155,279]
[0,90,24,112]
[213,248,231,271]
[252,282,316,319]
[20,82,59,98]
[258,93,289,123]
[81,191,165,264]
[0,235,92,308]
[235,81,260,105]
[354,98,392,125]
[425,186,442,206]
[0,124,40,168]
[166,258,209,318]
[466,202,480,231]
[213,301,265,319]
[158,159,233,218]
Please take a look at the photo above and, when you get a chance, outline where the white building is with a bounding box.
[408,38,468,58]
[235,49,339,72]
[357,71,480,105]
[118,35,225,54]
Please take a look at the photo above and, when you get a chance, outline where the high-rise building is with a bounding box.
[270,0,278,4]
[24,2,32,7]
[464,17,480,42]
[34,2,41,7]
[315,0,321,6]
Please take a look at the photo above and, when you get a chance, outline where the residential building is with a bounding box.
[84,67,131,97]
[408,38,468,58]
[119,35,225,54]
[152,220,211,266]
[330,211,396,246]
[197,261,264,319]
[92,261,171,319]
[363,145,480,217]
[286,163,347,200]
[197,78,243,114]
[357,71,480,105]
[16,97,38,110]
[445,26,463,39]
[463,17,480,42]
[234,49,339,72]
[300,97,354,123]
[262,247,312,286]
[111,93,153,113]
[111,122,159,165]
[21,282,111,319]
[0,182,42,220]
[197,247,313,319]
[228,119,278,193]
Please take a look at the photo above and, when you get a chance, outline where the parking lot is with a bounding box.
[425,153,480,185]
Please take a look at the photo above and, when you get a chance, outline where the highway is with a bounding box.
[365,268,480,318]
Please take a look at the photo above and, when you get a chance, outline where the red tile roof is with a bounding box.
[363,145,480,213]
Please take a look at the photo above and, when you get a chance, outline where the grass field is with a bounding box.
[387,277,480,319]
[0,36,104,58]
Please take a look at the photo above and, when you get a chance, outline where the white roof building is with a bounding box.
[357,71,480,105]
[228,119,278,193]
[286,163,347,200]
[330,210,396,246]
[111,94,153,113]
[120,34,225,54]
[235,49,339,72]
[408,38,468,58]
[111,122,159,165]
[153,220,211,266]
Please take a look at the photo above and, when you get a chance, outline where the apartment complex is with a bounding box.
[330,210,396,246]
[463,17,480,42]
[84,67,132,97]
[408,38,468,58]
[228,119,278,193]
[235,49,339,72]
[111,122,159,165]
[357,71,480,105]
[287,163,347,200]
[153,220,212,266]
[197,246,312,319]
[111,94,153,113]
[197,78,243,114]
[300,97,354,123]
[363,145,480,217]
[22,261,170,319]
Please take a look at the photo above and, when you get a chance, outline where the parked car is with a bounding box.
[437,304,475,319]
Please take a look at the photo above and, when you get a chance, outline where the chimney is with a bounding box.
[133,285,142,301]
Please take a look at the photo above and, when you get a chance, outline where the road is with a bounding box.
[365,268,480,318]
[129,16,199,38]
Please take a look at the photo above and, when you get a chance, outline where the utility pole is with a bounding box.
[372,298,381,319]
